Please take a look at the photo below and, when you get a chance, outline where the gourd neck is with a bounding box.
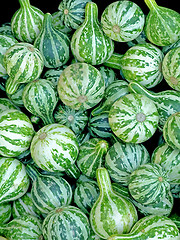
[96,167,113,195]
[43,13,53,30]
[26,164,40,181]
[19,0,31,8]
[84,2,98,22]
[128,82,156,100]
[144,0,158,11]
[103,53,124,70]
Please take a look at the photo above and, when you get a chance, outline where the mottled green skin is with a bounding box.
[109,93,159,144]
[58,0,92,29]
[144,0,180,46]
[43,65,67,86]
[162,47,180,91]
[98,66,116,88]
[128,163,170,206]
[3,42,44,94]
[90,168,138,239]
[0,109,35,157]
[7,83,26,107]
[71,2,114,65]
[0,98,18,114]
[22,78,58,125]
[0,202,11,224]
[108,215,180,240]
[0,157,30,204]
[34,13,70,68]
[76,138,109,179]
[152,142,180,184]
[163,112,180,150]
[0,214,43,240]
[105,141,150,186]
[42,206,90,240]
[101,1,145,42]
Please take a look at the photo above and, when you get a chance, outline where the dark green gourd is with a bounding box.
[34,13,70,68]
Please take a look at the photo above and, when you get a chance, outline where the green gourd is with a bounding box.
[90,167,138,239]
[144,0,180,46]
[0,202,11,224]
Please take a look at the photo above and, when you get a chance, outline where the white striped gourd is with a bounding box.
[0,109,34,157]
[11,0,44,43]
[109,93,159,144]
[98,66,116,88]
[128,163,170,205]
[22,79,58,125]
[30,123,79,172]
[101,1,145,42]
[144,0,180,46]
[151,142,180,184]
[52,11,72,35]
[3,42,44,94]
[57,0,91,29]
[0,214,43,240]
[0,97,18,114]
[76,138,109,179]
[0,34,18,77]
[105,141,150,186]
[0,157,30,204]
[71,2,114,65]
[162,47,180,91]
[0,202,11,224]
[108,215,180,240]
[128,81,180,130]
[6,83,26,108]
[43,65,67,86]
[0,22,13,36]
[26,164,72,215]
[57,62,105,111]
[170,213,180,230]
[34,13,70,68]
[90,167,138,239]
[42,206,90,240]
[163,112,180,150]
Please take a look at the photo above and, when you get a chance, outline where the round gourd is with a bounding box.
[30,123,79,172]
[109,93,159,144]
[57,62,105,111]
[0,202,12,224]
[101,1,145,42]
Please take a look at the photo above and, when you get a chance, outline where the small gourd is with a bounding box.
[90,167,138,239]
[71,2,114,65]
[0,202,12,224]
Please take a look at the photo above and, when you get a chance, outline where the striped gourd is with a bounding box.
[90,167,138,239]
[0,109,34,157]
[57,0,92,29]
[12,192,41,219]
[101,1,145,42]
[42,206,90,240]
[144,0,180,46]
[3,42,44,94]
[91,79,129,116]
[162,47,180,91]
[108,215,180,240]
[30,123,79,172]
[151,142,180,184]
[128,81,180,130]
[163,112,180,150]
[126,30,147,48]
[6,83,26,107]
[0,34,18,77]
[0,157,30,204]
[71,2,114,65]
[22,79,58,125]
[76,138,109,179]
[88,113,112,139]
[57,62,105,111]
[170,213,180,230]
[76,127,91,146]
[43,65,67,86]
[105,141,150,186]
[128,163,170,206]
[0,214,43,240]
[0,22,13,36]
[119,43,164,88]
[0,97,18,114]
[54,102,88,135]
[162,38,180,55]
[109,93,159,144]
[11,0,44,43]
[74,175,99,214]
[52,11,72,35]
[0,202,11,224]
[25,164,72,215]
[98,66,116,88]
[171,184,180,199]
[34,13,70,68]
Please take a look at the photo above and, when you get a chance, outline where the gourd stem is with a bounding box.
[144,0,158,10]
[103,53,124,70]
[85,2,98,21]
[96,167,112,194]
[19,0,31,8]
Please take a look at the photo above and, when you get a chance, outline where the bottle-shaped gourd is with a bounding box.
[71,2,114,65]
[144,0,180,46]
[11,0,44,43]
[34,13,70,68]
[90,167,138,239]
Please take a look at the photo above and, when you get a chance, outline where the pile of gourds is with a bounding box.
[0,0,180,239]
